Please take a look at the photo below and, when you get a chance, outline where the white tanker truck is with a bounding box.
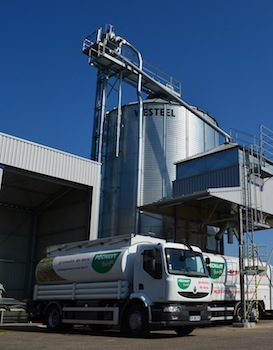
[204,253,273,322]
[27,234,212,336]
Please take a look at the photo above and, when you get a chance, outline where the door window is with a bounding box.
[142,248,162,279]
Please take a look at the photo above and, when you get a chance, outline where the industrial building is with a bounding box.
[83,25,230,243]
[82,24,273,323]
[0,132,100,301]
[142,139,273,252]
[83,25,273,250]
[1,24,273,327]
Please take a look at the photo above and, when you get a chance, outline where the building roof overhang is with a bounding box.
[140,187,273,231]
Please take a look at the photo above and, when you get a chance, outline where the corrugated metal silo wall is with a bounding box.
[99,100,220,238]
[141,104,219,204]
[100,108,138,237]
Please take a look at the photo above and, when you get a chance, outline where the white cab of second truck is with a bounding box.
[204,253,273,322]
[27,234,213,336]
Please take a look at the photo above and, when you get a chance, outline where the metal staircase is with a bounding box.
[231,125,273,322]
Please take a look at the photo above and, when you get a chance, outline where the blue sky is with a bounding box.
[1,0,273,258]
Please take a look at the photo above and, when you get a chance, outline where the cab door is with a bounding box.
[134,245,166,302]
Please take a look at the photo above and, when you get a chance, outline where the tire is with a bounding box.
[234,303,260,323]
[233,303,242,322]
[122,303,149,337]
[45,304,63,332]
[45,304,73,333]
[248,303,260,322]
[175,326,194,336]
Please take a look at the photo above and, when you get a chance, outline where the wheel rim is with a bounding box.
[48,308,60,328]
[249,305,259,321]
[235,304,259,322]
[129,310,143,331]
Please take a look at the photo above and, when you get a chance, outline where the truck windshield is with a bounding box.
[165,248,209,277]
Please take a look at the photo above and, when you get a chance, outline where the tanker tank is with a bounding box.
[35,248,132,284]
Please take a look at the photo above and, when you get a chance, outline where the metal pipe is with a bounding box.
[239,205,247,323]
[135,53,143,234]
[115,72,123,158]
[97,75,108,164]
[112,50,232,143]
[113,36,144,233]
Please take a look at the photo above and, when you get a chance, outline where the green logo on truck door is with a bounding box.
[177,278,191,289]
[209,262,225,279]
[92,251,121,273]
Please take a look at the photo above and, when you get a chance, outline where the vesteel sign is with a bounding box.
[134,108,175,117]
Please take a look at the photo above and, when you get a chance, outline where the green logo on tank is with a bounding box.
[177,278,191,289]
[209,262,225,279]
[92,251,121,273]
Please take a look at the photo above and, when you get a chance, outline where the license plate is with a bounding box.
[189,315,201,322]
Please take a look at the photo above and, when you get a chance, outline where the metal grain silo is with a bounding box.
[99,97,220,238]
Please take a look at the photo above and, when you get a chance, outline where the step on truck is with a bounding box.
[27,234,212,336]
[205,253,273,322]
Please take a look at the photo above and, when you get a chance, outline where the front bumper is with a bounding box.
[150,302,211,327]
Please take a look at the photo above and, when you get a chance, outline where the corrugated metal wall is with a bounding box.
[173,165,240,196]
[0,210,31,300]
[174,146,241,195]
[0,132,100,187]
[0,132,101,241]
[0,182,93,300]
[0,132,101,300]
[176,146,239,179]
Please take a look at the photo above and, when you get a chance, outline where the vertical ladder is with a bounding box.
[232,125,273,322]
[232,128,264,322]
[241,145,256,321]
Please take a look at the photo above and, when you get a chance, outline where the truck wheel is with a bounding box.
[45,304,63,332]
[234,303,260,323]
[248,304,260,322]
[233,303,242,322]
[122,303,149,337]
[250,304,262,322]
[175,326,194,336]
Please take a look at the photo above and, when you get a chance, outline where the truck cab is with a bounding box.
[126,241,212,335]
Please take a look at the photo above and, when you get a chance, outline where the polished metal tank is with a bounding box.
[99,98,220,238]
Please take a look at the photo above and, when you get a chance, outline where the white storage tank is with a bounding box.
[35,248,131,284]
[98,98,220,238]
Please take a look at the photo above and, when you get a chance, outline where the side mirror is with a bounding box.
[205,257,211,276]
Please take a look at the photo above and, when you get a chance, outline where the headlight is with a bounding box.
[163,305,182,313]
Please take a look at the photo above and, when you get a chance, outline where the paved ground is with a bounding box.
[1,321,273,350]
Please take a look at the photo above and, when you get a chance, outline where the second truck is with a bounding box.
[205,252,273,322]
[27,234,213,336]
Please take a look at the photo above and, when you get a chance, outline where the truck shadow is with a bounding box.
[0,323,194,339]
